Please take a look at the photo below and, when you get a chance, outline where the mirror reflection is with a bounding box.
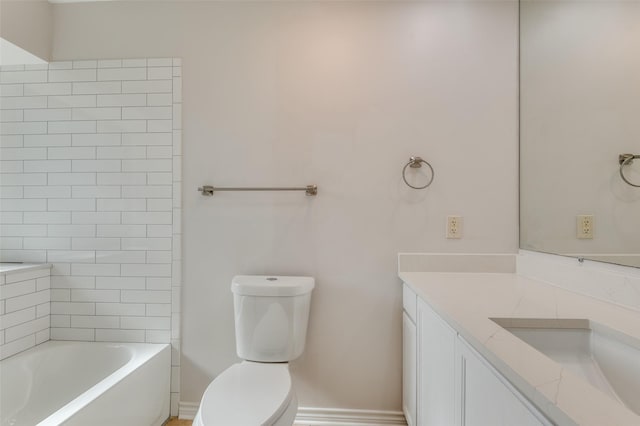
[520,0,640,267]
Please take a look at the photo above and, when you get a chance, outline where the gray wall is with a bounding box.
[0,0,52,62]
[50,0,519,411]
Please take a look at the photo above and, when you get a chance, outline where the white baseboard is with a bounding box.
[178,401,199,420]
[179,402,407,425]
[294,407,406,426]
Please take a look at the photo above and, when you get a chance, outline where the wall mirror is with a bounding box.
[520,0,640,268]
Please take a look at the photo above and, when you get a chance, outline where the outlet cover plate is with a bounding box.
[447,216,463,239]
[576,215,594,239]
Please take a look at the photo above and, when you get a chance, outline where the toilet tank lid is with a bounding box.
[232,275,315,297]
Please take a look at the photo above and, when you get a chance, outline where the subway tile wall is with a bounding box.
[0,59,183,414]
[0,267,51,360]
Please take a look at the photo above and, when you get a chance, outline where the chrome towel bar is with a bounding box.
[198,185,318,196]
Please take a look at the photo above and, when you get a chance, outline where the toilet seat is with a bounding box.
[195,361,294,426]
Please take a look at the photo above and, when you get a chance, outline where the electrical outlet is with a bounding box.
[576,215,594,239]
[447,216,463,239]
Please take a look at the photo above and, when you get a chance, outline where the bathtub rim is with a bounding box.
[0,340,169,426]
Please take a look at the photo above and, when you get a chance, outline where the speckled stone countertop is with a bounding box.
[399,272,640,426]
[0,263,51,276]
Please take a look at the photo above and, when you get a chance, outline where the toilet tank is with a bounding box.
[231,275,315,362]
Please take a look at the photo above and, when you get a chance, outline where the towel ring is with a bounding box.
[402,156,434,190]
[619,154,640,188]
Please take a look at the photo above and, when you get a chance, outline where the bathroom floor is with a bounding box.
[166,417,192,426]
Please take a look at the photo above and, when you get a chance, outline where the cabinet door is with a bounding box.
[418,299,456,426]
[403,312,417,426]
[457,338,549,426]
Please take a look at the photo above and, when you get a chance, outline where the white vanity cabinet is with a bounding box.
[402,283,549,426]
[456,338,551,426]
[402,285,418,426]
[417,297,456,425]
[403,283,456,426]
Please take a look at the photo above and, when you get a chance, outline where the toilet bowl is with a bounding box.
[193,275,314,426]
[193,362,297,426]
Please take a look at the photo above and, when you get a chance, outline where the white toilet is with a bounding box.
[193,275,315,426]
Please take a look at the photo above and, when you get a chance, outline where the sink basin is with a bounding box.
[492,318,640,416]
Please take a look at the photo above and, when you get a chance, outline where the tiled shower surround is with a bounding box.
[0,58,182,413]
[0,266,51,360]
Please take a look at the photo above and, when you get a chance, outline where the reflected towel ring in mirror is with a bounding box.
[618,154,640,188]
[402,156,434,190]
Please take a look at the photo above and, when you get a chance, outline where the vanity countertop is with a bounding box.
[0,263,51,276]
[399,271,640,426]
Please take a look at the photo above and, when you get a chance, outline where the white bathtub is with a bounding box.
[0,341,170,426]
